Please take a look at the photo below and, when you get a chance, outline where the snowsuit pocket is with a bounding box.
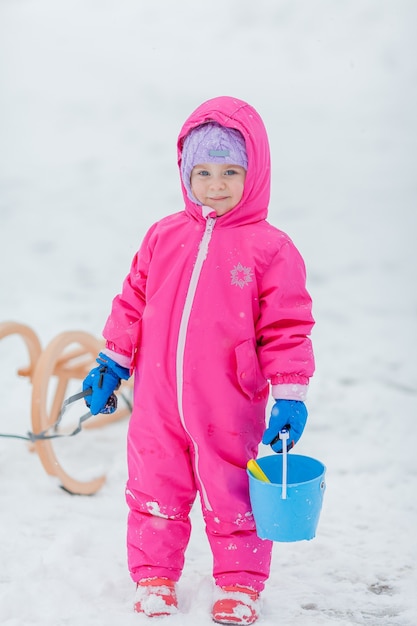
[235,339,268,400]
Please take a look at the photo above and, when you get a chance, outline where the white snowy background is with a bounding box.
[1,1,416,624]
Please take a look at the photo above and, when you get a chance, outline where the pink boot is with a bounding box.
[134,577,178,617]
[212,585,260,625]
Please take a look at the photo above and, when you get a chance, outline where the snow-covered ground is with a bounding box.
[1,1,416,624]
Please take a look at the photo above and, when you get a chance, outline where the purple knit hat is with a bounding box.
[181,122,248,203]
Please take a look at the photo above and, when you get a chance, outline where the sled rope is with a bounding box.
[0,390,92,442]
[0,390,132,442]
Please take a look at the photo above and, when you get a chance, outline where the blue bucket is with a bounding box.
[247,454,326,542]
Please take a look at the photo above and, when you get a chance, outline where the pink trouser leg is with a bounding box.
[126,493,194,582]
[204,510,273,592]
[126,409,198,583]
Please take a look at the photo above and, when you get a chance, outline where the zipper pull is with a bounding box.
[206,216,216,234]
[199,216,216,259]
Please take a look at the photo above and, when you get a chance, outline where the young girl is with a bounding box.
[83,96,315,625]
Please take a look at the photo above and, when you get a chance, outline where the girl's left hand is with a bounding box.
[262,399,308,453]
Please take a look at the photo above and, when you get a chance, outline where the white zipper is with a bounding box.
[176,216,216,511]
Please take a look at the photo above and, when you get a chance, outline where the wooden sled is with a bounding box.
[0,321,132,495]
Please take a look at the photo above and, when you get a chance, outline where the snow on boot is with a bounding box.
[212,585,260,625]
[134,577,178,617]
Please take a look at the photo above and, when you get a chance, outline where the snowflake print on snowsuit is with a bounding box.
[102,96,315,591]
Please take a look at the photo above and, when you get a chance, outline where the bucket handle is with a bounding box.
[279,429,289,500]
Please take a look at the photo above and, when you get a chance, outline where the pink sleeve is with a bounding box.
[102,224,157,369]
[256,240,315,385]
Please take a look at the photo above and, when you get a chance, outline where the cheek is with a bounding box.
[191,180,205,201]
[236,182,245,199]
[190,176,200,189]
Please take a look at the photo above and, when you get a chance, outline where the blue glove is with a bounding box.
[262,399,308,453]
[82,352,130,415]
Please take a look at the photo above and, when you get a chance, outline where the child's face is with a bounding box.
[190,163,246,216]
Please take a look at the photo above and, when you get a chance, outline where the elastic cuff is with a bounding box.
[101,348,131,370]
[271,383,308,402]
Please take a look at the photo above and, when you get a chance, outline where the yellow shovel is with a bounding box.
[247,459,270,483]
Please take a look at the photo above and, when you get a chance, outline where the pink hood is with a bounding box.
[177,96,270,228]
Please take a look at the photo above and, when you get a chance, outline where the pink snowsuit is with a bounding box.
[102,97,315,591]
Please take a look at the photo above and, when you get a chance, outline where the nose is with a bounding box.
[210,174,226,190]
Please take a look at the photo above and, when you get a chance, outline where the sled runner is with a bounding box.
[0,321,132,495]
